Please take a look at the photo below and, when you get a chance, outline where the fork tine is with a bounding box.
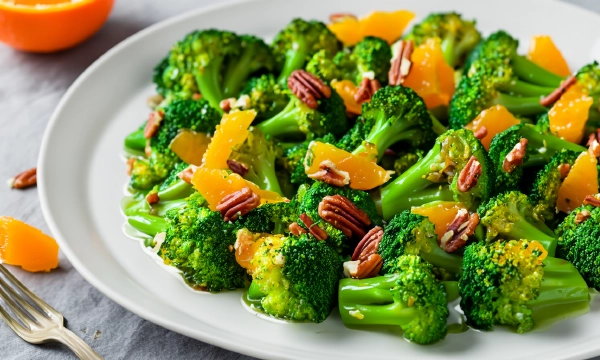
[0,303,27,335]
[0,264,59,316]
[0,285,33,329]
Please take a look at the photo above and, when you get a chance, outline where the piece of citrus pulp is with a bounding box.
[549,85,593,144]
[331,79,363,115]
[527,35,570,77]
[328,10,415,46]
[465,105,521,150]
[557,151,599,213]
[202,110,256,169]
[411,201,467,241]
[169,130,211,166]
[0,217,59,272]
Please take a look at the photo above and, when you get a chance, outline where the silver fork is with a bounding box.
[0,264,102,359]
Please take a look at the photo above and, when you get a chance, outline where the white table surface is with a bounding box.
[0,0,598,359]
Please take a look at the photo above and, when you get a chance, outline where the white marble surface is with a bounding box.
[0,0,598,359]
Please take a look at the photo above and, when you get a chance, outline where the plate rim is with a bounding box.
[37,0,600,359]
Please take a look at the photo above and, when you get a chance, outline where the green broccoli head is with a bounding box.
[335,116,375,152]
[335,36,392,85]
[306,49,342,84]
[405,12,481,68]
[283,133,337,185]
[272,18,341,83]
[339,255,449,344]
[380,210,463,275]
[381,128,494,220]
[575,61,600,94]
[355,86,436,159]
[477,191,557,254]
[460,239,589,333]
[153,56,171,97]
[129,158,163,191]
[241,74,289,120]
[246,232,341,323]
[393,150,424,176]
[298,181,382,253]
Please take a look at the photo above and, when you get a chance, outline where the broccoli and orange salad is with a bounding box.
[120,9,600,345]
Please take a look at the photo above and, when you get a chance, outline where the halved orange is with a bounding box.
[0,0,115,53]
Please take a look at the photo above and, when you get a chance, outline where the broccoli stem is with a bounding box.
[277,38,308,84]
[256,100,303,138]
[527,257,590,330]
[127,213,167,236]
[509,218,557,255]
[248,280,266,300]
[195,59,225,114]
[222,47,258,98]
[500,80,555,97]
[431,115,447,135]
[421,235,463,274]
[124,129,147,151]
[244,158,284,195]
[440,35,458,69]
[512,55,564,88]
[353,128,424,161]
[159,180,195,201]
[122,180,193,217]
[520,125,586,164]
[495,93,548,116]
[443,281,460,302]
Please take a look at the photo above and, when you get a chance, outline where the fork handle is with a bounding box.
[56,328,103,360]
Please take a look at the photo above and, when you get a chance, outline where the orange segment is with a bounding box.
[359,10,415,44]
[331,79,363,115]
[0,0,114,53]
[549,85,593,144]
[527,35,571,77]
[169,130,211,166]
[557,152,599,213]
[465,105,521,150]
[192,168,286,211]
[304,141,391,190]
[0,217,59,272]
[328,10,415,46]
[235,229,266,272]
[411,201,467,240]
[202,110,256,169]
[403,39,455,109]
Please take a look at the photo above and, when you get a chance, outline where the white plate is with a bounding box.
[38,1,600,359]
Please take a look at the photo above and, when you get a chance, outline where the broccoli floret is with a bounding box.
[272,19,341,83]
[298,181,382,253]
[306,49,342,84]
[283,133,337,185]
[460,240,590,333]
[379,211,463,275]
[339,255,449,344]
[335,116,374,152]
[351,86,439,160]
[488,123,586,194]
[129,158,163,191]
[556,203,600,289]
[477,191,557,254]
[153,56,171,97]
[381,129,494,220]
[240,74,289,120]
[528,150,581,223]
[393,150,424,176]
[334,36,392,85]
[245,232,341,323]
[405,12,481,68]
[256,87,348,141]
[221,35,276,99]
[229,127,284,195]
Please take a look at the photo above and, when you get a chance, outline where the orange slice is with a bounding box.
[328,10,415,46]
[411,201,467,240]
[403,38,455,109]
[169,130,211,166]
[527,35,570,77]
[0,0,114,53]
[202,110,256,169]
[304,141,391,190]
[331,79,363,115]
[465,105,521,150]
[549,85,593,144]
[0,217,59,272]
[557,152,599,213]
[192,168,286,211]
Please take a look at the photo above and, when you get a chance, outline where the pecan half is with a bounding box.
[351,226,384,261]
[126,158,136,176]
[288,70,331,109]
[216,187,261,222]
[289,222,308,236]
[502,138,528,173]
[558,163,571,179]
[145,140,152,157]
[329,13,357,23]
[575,209,591,224]
[439,210,479,253]
[146,192,160,205]
[219,98,234,113]
[587,130,600,158]
[457,156,482,192]
[388,40,414,86]
[540,76,577,107]
[177,165,198,184]
[192,93,202,100]
[318,195,371,239]
[227,159,249,177]
[8,168,37,189]
[473,126,488,140]
[147,94,164,109]
[307,160,350,187]
[144,110,164,139]
[354,78,381,104]
[583,194,600,207]
[355,254,383,279]
[299,213,328,241]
